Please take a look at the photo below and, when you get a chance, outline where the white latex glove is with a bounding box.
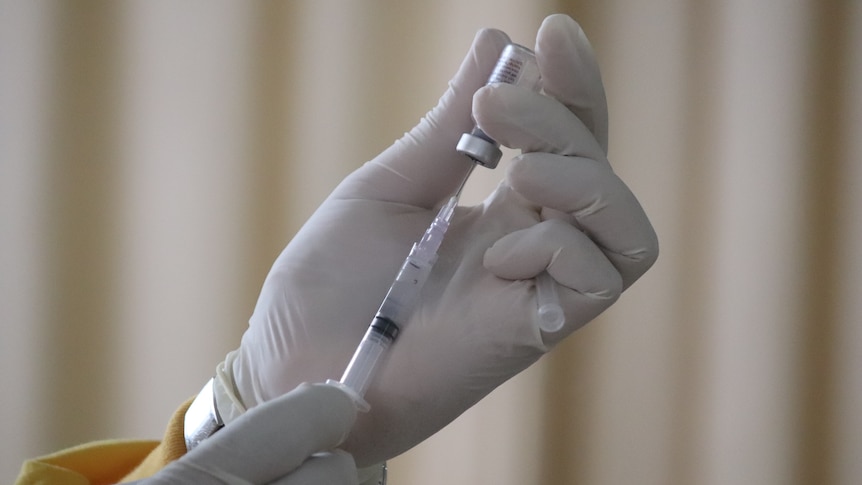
[145,383,359,485]
[225,14,658,466]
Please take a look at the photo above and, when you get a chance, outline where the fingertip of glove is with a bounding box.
[472,27,511,52]
[476,26,510,40]
[482,227,553,281]
[541,13,583,30]
[327,449,358,472]
[482,236,513,276]
[311,382,359,421]
[265,382,358,448]
[537,14,586,50]
[482,240,502,271]
[285,450,359,485]
[459,28,509,92]
[428,27,509,137]
[461,28,510,86]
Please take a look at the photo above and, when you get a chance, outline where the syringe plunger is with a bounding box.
[535,271,565,333]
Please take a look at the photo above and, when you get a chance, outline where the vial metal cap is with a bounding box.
[456,131,503,168]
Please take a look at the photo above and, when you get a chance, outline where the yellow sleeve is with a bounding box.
[15,399,193,485]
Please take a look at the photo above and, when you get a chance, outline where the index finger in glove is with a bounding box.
[536,14,609,153]
[188,382,357,485]
[508,153,658,289]
[472,83,606,163]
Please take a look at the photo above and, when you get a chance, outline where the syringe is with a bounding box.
[332,195,458,410]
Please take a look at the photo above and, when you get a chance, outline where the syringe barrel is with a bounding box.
[377,246,434,321]
[456,43,542,168]
[340,319,395,402]
[339,239,437,404]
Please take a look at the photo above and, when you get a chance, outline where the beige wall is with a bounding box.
[1,1,859,484]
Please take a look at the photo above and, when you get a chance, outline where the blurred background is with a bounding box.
[1,0,859,483]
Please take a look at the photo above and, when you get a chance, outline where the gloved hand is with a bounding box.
[147,383,359,485]
[220,14,658,467]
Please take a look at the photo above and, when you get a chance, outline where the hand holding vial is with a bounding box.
[219,15,657,468]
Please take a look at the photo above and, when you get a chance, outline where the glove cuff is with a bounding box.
[213,350,248,426]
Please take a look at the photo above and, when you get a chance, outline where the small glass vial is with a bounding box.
[456,43,542,168]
